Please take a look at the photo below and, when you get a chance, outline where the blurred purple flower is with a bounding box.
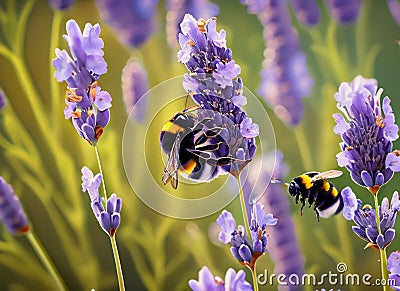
[388,251,400,274]
[94,0,158,47]
[387,0,400,25]
[166,0,219,48]
[53,20,112,145]
[121,59,149,122]
[0,177,29,234]
[244,0,314,126]
[0,87,6,110]
[188,266,252,291]
[48,0,74,10]
[325,0,362,24]
[243,151,305,290]
[289,0,320,26]
[333,75,400,189]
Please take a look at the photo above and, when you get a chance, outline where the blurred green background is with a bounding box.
[0,0,400,290]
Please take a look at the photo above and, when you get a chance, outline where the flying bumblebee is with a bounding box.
[160,106,230,189]
[286,170,344,221]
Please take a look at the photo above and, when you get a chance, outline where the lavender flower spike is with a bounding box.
[189,266,252,291]
[351,192,400,249]
[333,75,400,190]
[53,19,112,145]
[0,177,29,234]
[325,0,362,24]
[216,203,277,270]
[81,167,122,236]
[387,0,400,26]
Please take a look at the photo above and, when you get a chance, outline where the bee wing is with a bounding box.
[312,170,343,181]
[162,134,181,189]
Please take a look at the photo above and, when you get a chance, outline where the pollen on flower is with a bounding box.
[197,18,208,32]
[89,81,98,99]
[376,116,385,128]
[392,150,400,156]
[72,111,81,118]
[345,146,354,150]
[65,87,82,102]
[94,125,103,140]
[188,40,195,46]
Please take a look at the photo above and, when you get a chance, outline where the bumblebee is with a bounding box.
[288,170,344,221]
[160,107,224,189]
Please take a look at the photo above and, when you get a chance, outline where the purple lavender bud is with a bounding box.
[254,0,314,126]
[48,0,75,10]
[333,75,400,189]
[289,0,320,26]
[166,0,219,48]
[121,59,149,122]
[94,0,158,47]
[0,88,6,110]
[325,0,362,24]
[188,266,252,291]
[387,0,400,25]
[0,177,29,234]
[341,186,358,220]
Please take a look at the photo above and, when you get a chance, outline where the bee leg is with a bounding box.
[300,201,305,216]
[315,209,320,222]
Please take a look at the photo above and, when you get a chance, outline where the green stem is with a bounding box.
[294,125,313,170]
[372,192,389,291]
[250,267,259,291]
[49,10,64,132]
[110,235,126,291]
[95,145,108,201]
[25,231,68,291]
[236,174,251,237]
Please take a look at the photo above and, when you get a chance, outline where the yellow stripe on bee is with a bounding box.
[322,180,330,192]
[181,159,197,174]
[162,121,184,134]
[299,174,313,189]
[330,187,338,197]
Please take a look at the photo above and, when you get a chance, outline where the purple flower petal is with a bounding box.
[216,210,236,244]
[388,251,400,274]
[94,90,112,111]
[240,118,259,138]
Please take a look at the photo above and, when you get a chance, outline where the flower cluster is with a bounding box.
[289,0,320,27]
[53,19,112,146]
[189,266,252,291]
[0,177,29,234]
[333,75,400,190]
[217,203,277,270]
[388,251,400,290]
[81,167,122,237]
[168,15,258,179]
